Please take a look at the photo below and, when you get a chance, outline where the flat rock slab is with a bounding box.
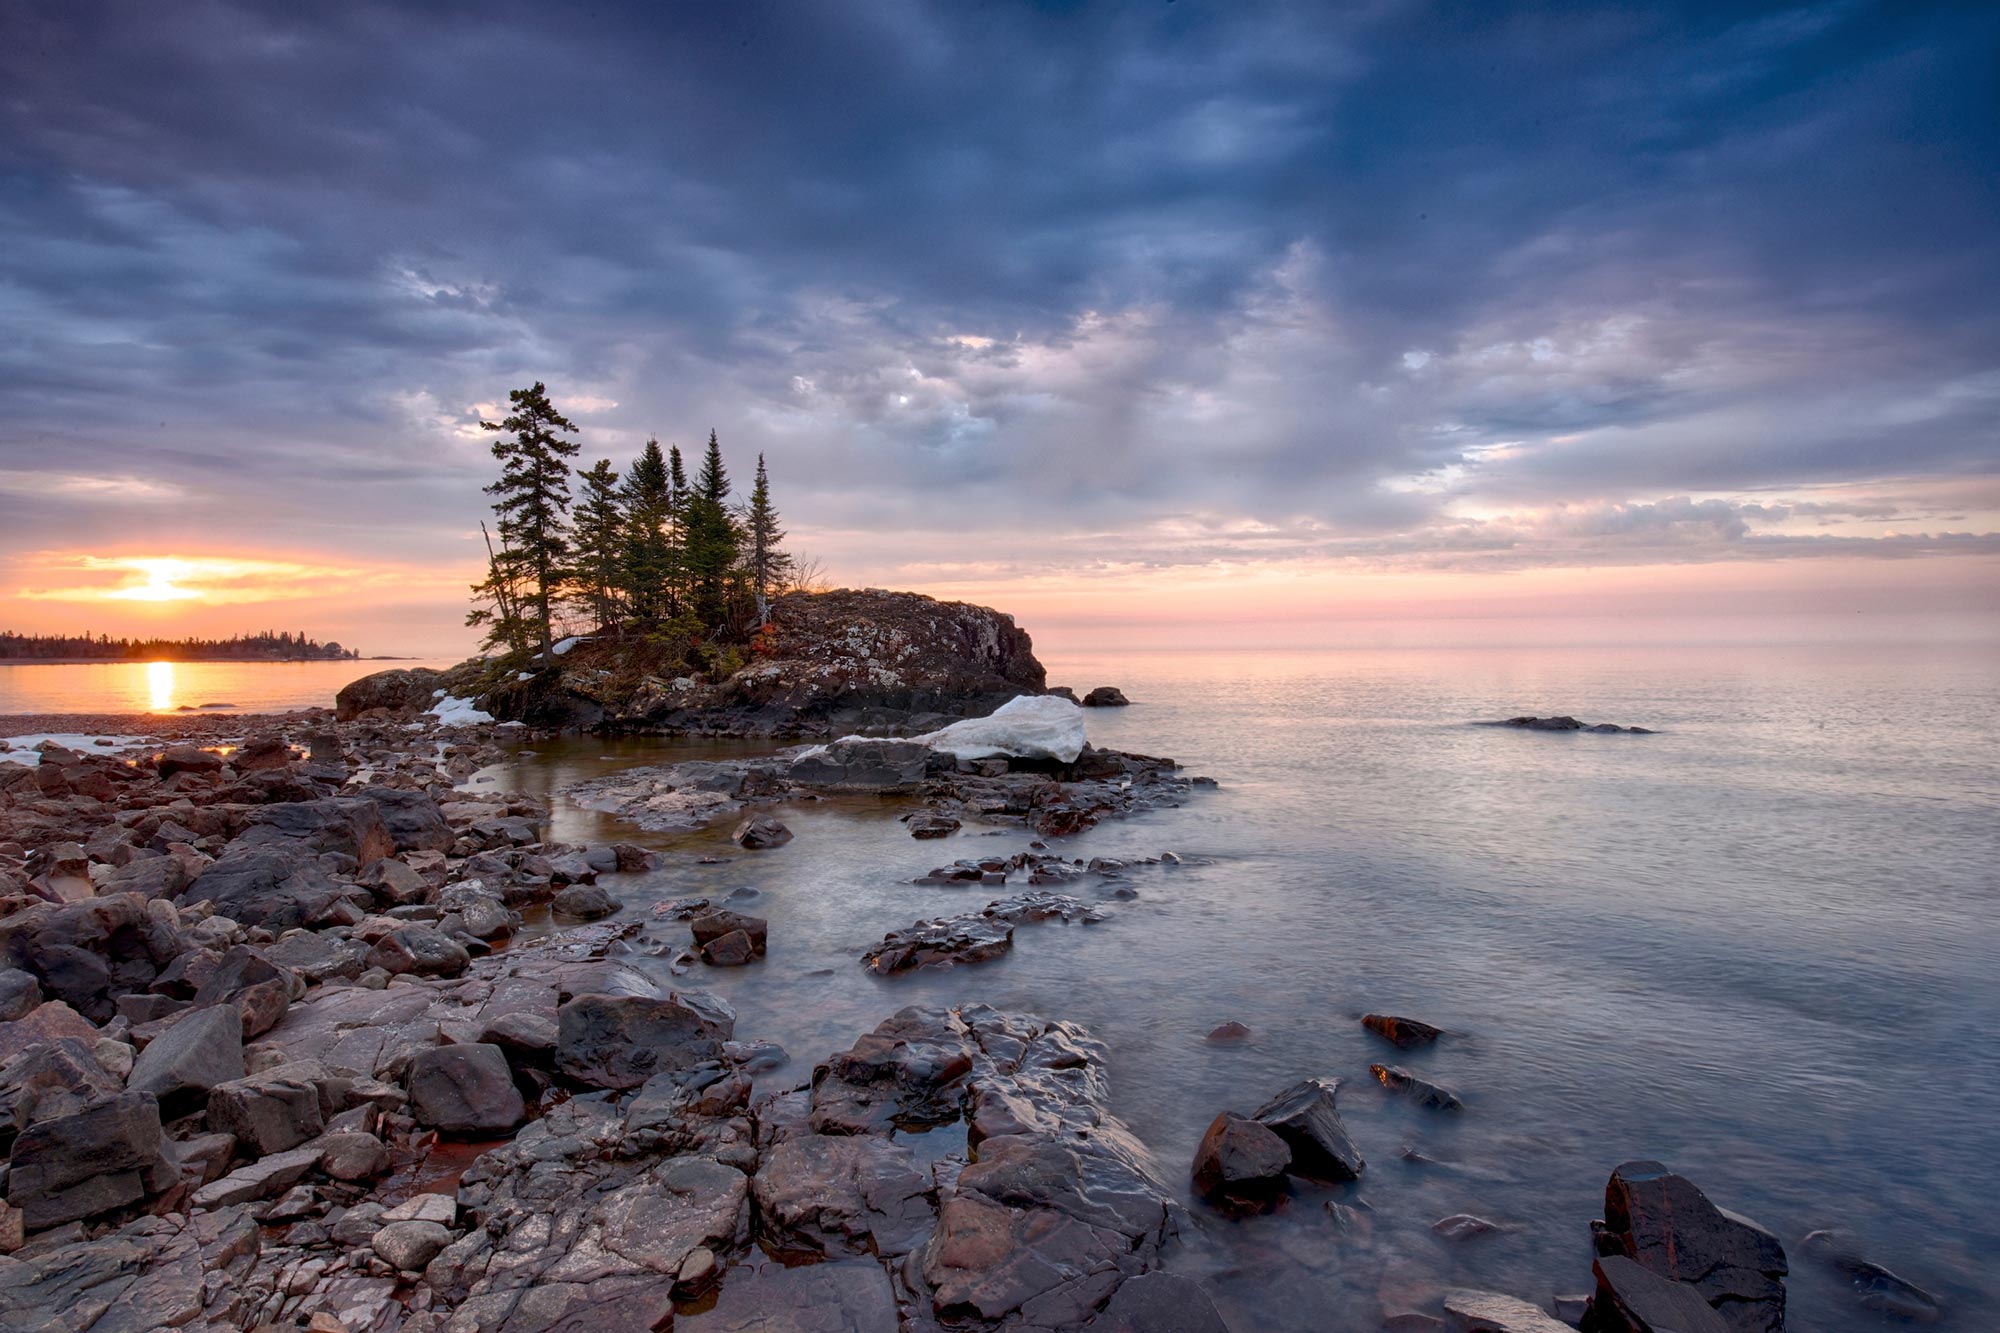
[683,1259,898,1332]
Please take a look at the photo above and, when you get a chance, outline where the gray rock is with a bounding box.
[125,1003,245,1114]
[1252,1076,1364,1181]
[0,969,41,1022]
[479,1011,558,1066]
[1363,1013,1443,1047]
[1443,1288,1576,1332]
[373,1218,452,1271]
[179,846,342,932]
[315,1129,390,1181]
[207,1062,331,1156]
[1585,1255,1731,1332]
[1191,1110,1291,1203]
[1597,1160,1788,1333]
[690,909,768,954]
[693,1260,899,1330]
[366,924,471,978]
[353,786,455,853]
[0,1038,121,1154]
[1370,1063,1464,1110]
[550,882,620,921]
[1093,1272,1230,1331]
[406,1043,524,1137]
[235,797,395,865]
[190,1143,321,1207]
[555,992,734,1090]
[5,1091,176,1228]
[731,814,792,849]
[786,738,934,791]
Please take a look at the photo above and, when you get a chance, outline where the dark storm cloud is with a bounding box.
[0,0,1995,570]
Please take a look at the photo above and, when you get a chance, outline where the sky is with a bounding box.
[2,0,1996,656]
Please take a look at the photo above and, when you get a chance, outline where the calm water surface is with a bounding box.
[0,659,460,715]
[475,643,2000,1330]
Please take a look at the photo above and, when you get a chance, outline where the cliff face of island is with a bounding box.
[338,588,1049,735]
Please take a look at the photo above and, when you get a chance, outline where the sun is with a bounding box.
[111,558,202,602]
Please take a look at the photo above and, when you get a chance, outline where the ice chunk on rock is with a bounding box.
[913,695,1087,764]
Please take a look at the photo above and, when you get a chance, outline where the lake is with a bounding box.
[483,642,1998,1330]
[0,659,460,716]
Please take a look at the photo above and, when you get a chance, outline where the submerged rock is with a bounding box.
[732,814,792,849]
[1363,1013,1443,1048]
[1371,1063,1465,1111]
[1799,1228,1943,1323]
[1444,1288,1576,1332]
[1589,1160,1787,1333]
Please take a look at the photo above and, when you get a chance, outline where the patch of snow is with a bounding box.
[426,695,495,727]
[914,695,1088,763]
[432,688,447,699]
[551,636,583,656]
[1,733,156,766]
[497,720,527,728]
[516,671,535,682]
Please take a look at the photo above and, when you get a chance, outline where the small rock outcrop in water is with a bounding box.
[731,813,792,849]
[1082,685,1131,707]
[1363,1013,1443,1048]
[863,892,1103,974]
[1371,1063,1465,1110]
[1191,1111,1291,1205]
[1252,1076,1365,1181]
[1585,1159,1788,1333]
[1484,715,1656,734]
[1799,1228,1943,1323]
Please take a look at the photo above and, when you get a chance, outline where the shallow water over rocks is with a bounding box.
[478,642,2000,1330]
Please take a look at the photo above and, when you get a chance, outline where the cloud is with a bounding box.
[9,551,472,606]
[0,0,1995,647]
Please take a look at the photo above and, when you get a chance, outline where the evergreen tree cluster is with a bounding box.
[0,630,357,661]
[470,382,795,659]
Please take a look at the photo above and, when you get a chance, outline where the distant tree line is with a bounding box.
[470,381,816,662]
[0,630,358,661]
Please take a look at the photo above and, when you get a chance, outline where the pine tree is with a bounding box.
[741,453,792,628]
[666,442,691,615]
[479,381,581,655]
[619,439,672,623]
[686,430,742,629]
[570,459,625,631]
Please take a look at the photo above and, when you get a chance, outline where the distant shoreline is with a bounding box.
[0,657,411,666]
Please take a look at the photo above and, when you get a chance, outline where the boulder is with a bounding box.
[156,745,223,778]
[700,930,756,967]
[1584,1255,1731,1333]
[207,1063,327,1155]
[406,1043,525,1138]
[1252,1076,1364,1181]
[189,945,293,1038]
[787,738,935,791]
[731,814,792,849]
[179,846,343,932]
[190,1144,321,1207]
[315,1129,390,1181]
[1093,1273,1230,1332]
[437,881,514,939]
[551,882,620,920]
[1363,1013,1443,1047]
[374,1218,452,1271]
[264,930,370,983]
[334,666,446,720]
[353,786,455,852]
[1190,1111,1291,1203]
[690,909,768,955]
[1081,685,1131,707]
[1798,1229,1943,1323]
[1593,1160,1787,1333]
[93,855,188,901]
[0,1038,121,1154]
[366,925,472,978]
[479,1011,558,1066]
[0,1001,101,1065]
[0,969,40,1022]
[5,1091,175,1229]
[1370,1063,1464,1110]
[235,797,395,866]
[1444,1288,1576,1332]
[125,1003,245,1114]
[555,992,734,1090]
[361,857,430,907]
